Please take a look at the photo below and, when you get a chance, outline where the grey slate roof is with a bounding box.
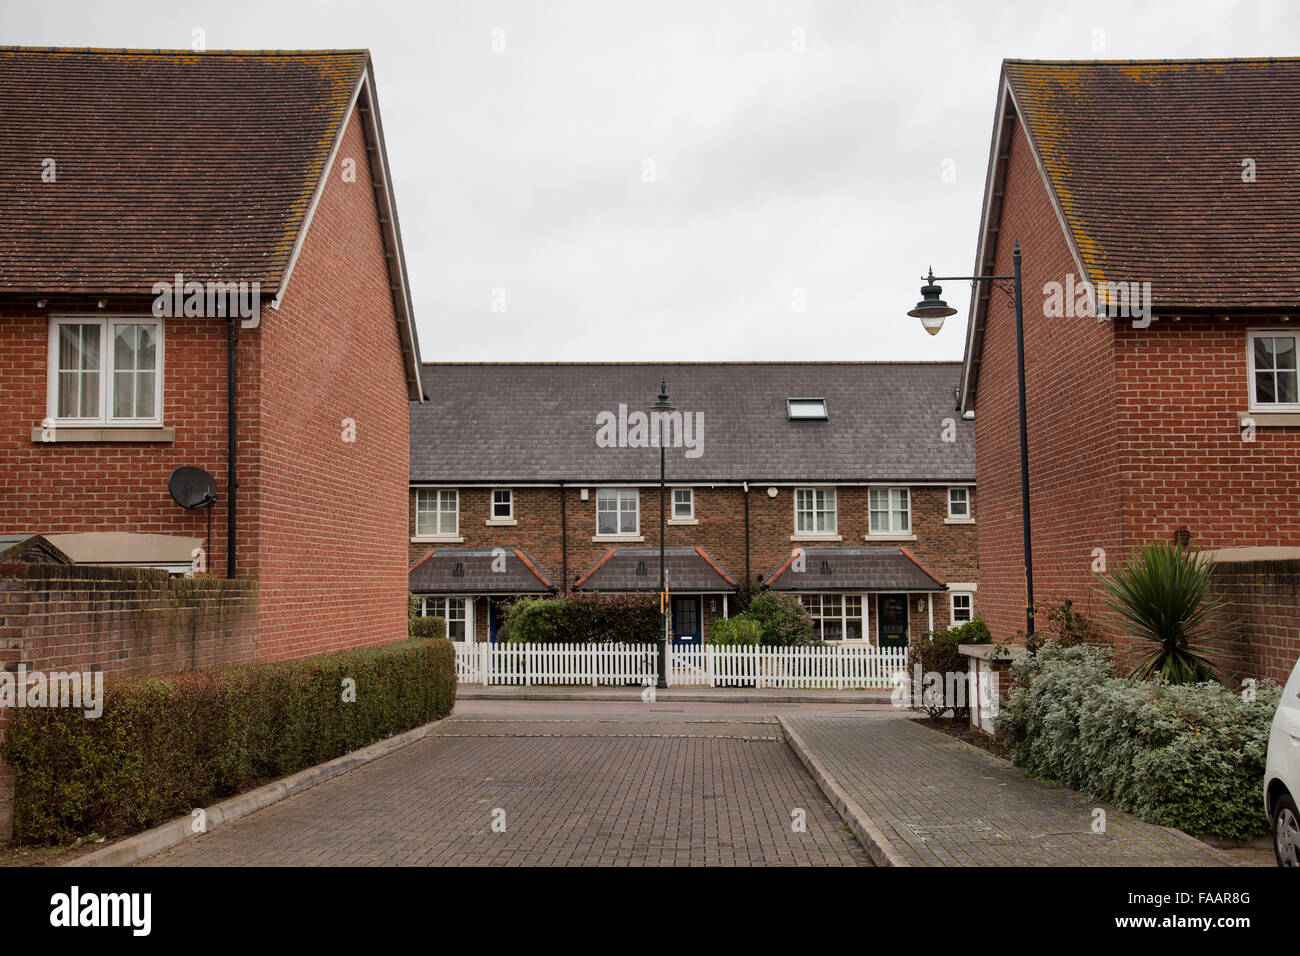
[411,363,973,483]
[575,547,737,593]
[764,546,946,592]
[409,548,555,594]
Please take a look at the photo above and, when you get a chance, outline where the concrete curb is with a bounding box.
[458,687,893,704]
[66,717,454,867]
[777,715,911,868]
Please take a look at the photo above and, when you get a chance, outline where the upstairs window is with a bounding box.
[947,487,972,520]
[49,316,164,425]
[795,487,837,534]
[951,592,974,625]
[1249,331,1300,410]
[869,487,911,534]
[491,489,513,520]
[596,488,639,536]
[787,397,829,421]
[672,488,694,520]
[416,489,459,537]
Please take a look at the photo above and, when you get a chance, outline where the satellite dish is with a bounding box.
[168,466,217,510]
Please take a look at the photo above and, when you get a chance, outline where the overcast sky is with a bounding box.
[3,0,1296,362]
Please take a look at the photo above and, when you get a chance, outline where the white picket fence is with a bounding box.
[454,642,908,689]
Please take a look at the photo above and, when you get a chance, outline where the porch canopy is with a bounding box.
[408,547,556,595]
[763,546,946,592]
[575,547,737,593]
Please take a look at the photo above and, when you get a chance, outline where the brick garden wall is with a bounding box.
[0,562,257,840]
[1205,559,1300,685]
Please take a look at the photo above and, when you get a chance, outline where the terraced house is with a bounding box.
[409,362,977,646]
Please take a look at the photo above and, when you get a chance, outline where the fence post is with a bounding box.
[705,645,714,688]
[480,642,490,686]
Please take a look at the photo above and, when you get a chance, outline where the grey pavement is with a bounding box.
[781,714,1234,867]
[141,710,870,867]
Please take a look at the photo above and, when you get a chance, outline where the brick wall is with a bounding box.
[1205,559,1300,685]
[252,109,412,661]
[973,116,1124,642]
[0,562,257,840]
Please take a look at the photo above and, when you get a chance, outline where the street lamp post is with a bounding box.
[653,379,674,687]
[908,240,1035,636]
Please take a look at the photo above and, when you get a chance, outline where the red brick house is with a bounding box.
[0,48,423,660]
[959,58,1300,681]
[409,362,977,646]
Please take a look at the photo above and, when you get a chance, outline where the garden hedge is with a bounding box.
[502,593,658,643]
[0,638,457,845]
[998,643,1280,841]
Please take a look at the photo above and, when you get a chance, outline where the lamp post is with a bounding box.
[653,379,674,687]
[908,240,1034,636]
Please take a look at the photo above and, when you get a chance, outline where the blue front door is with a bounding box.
[671,595,701,645]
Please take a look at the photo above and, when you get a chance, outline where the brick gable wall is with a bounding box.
[254,108,411,660]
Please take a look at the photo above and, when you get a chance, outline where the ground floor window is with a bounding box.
[420,596,468,641]
[950,592,973,625]
[799,593,863,641]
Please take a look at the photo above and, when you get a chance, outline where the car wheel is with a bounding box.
[1275,793,1300,867]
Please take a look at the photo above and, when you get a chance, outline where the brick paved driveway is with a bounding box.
[142,714,869,866]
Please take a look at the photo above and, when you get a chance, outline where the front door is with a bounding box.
[488,598,504,643]
[671,595,701,645]
[877,594,909,648]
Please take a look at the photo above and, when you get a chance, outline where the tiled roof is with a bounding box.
[574,547,737,592]
[764,546,945,592]
[1005,58,1300,309]
[411,362,973,482]
[409,548,556,595]
[0,47,367,294]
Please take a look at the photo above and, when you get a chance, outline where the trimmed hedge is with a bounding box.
[706,616,763,645]
[742,593,816,646]
[0,638,457,845]
[409,616,445,640]
[998,643,1279,841]
[504,593,658,643]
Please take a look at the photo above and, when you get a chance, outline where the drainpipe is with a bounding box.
[559,482,567,594]
[226,315,238,578]
[743,481,751,596]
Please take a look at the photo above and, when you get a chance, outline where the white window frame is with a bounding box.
[47,315,165,427]
[420,596,469,642]
[1247,328,1300,412]
[596,487,640,537]
[946,487,973,522]
[794,487,837,534]
[950,591,974,625]
[672,488,694,520]
[491,489,514,520]
[416,488,459,538]
[799,592,867,643]
[869,487,911,535]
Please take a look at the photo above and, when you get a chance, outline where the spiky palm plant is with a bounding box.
[1098,541,1223,684]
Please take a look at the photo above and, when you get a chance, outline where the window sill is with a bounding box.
[411,535,464,544]
[943,517,976,525]
[32,425,174,443]
[864,533,917,542]
[1240,410,1300,427]
[592,534,645,543]
[485,518,518,526]
[790,534,842,542]
[667,518,699,526]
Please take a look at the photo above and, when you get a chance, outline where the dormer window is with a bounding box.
[786,397,828,421]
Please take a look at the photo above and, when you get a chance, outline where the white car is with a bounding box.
[1266,656,1300,866]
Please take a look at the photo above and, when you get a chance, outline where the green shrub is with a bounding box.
[906,631,970,719]
[743,592,816,646]
[1023,599,1108,654]
[503,594,658,644]
[0,638,457,845]
[998,642,1279,841]
[1097,542,1223,683]
[946,617,991,645]
[706,616,763,645]
[408,615,444,640]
